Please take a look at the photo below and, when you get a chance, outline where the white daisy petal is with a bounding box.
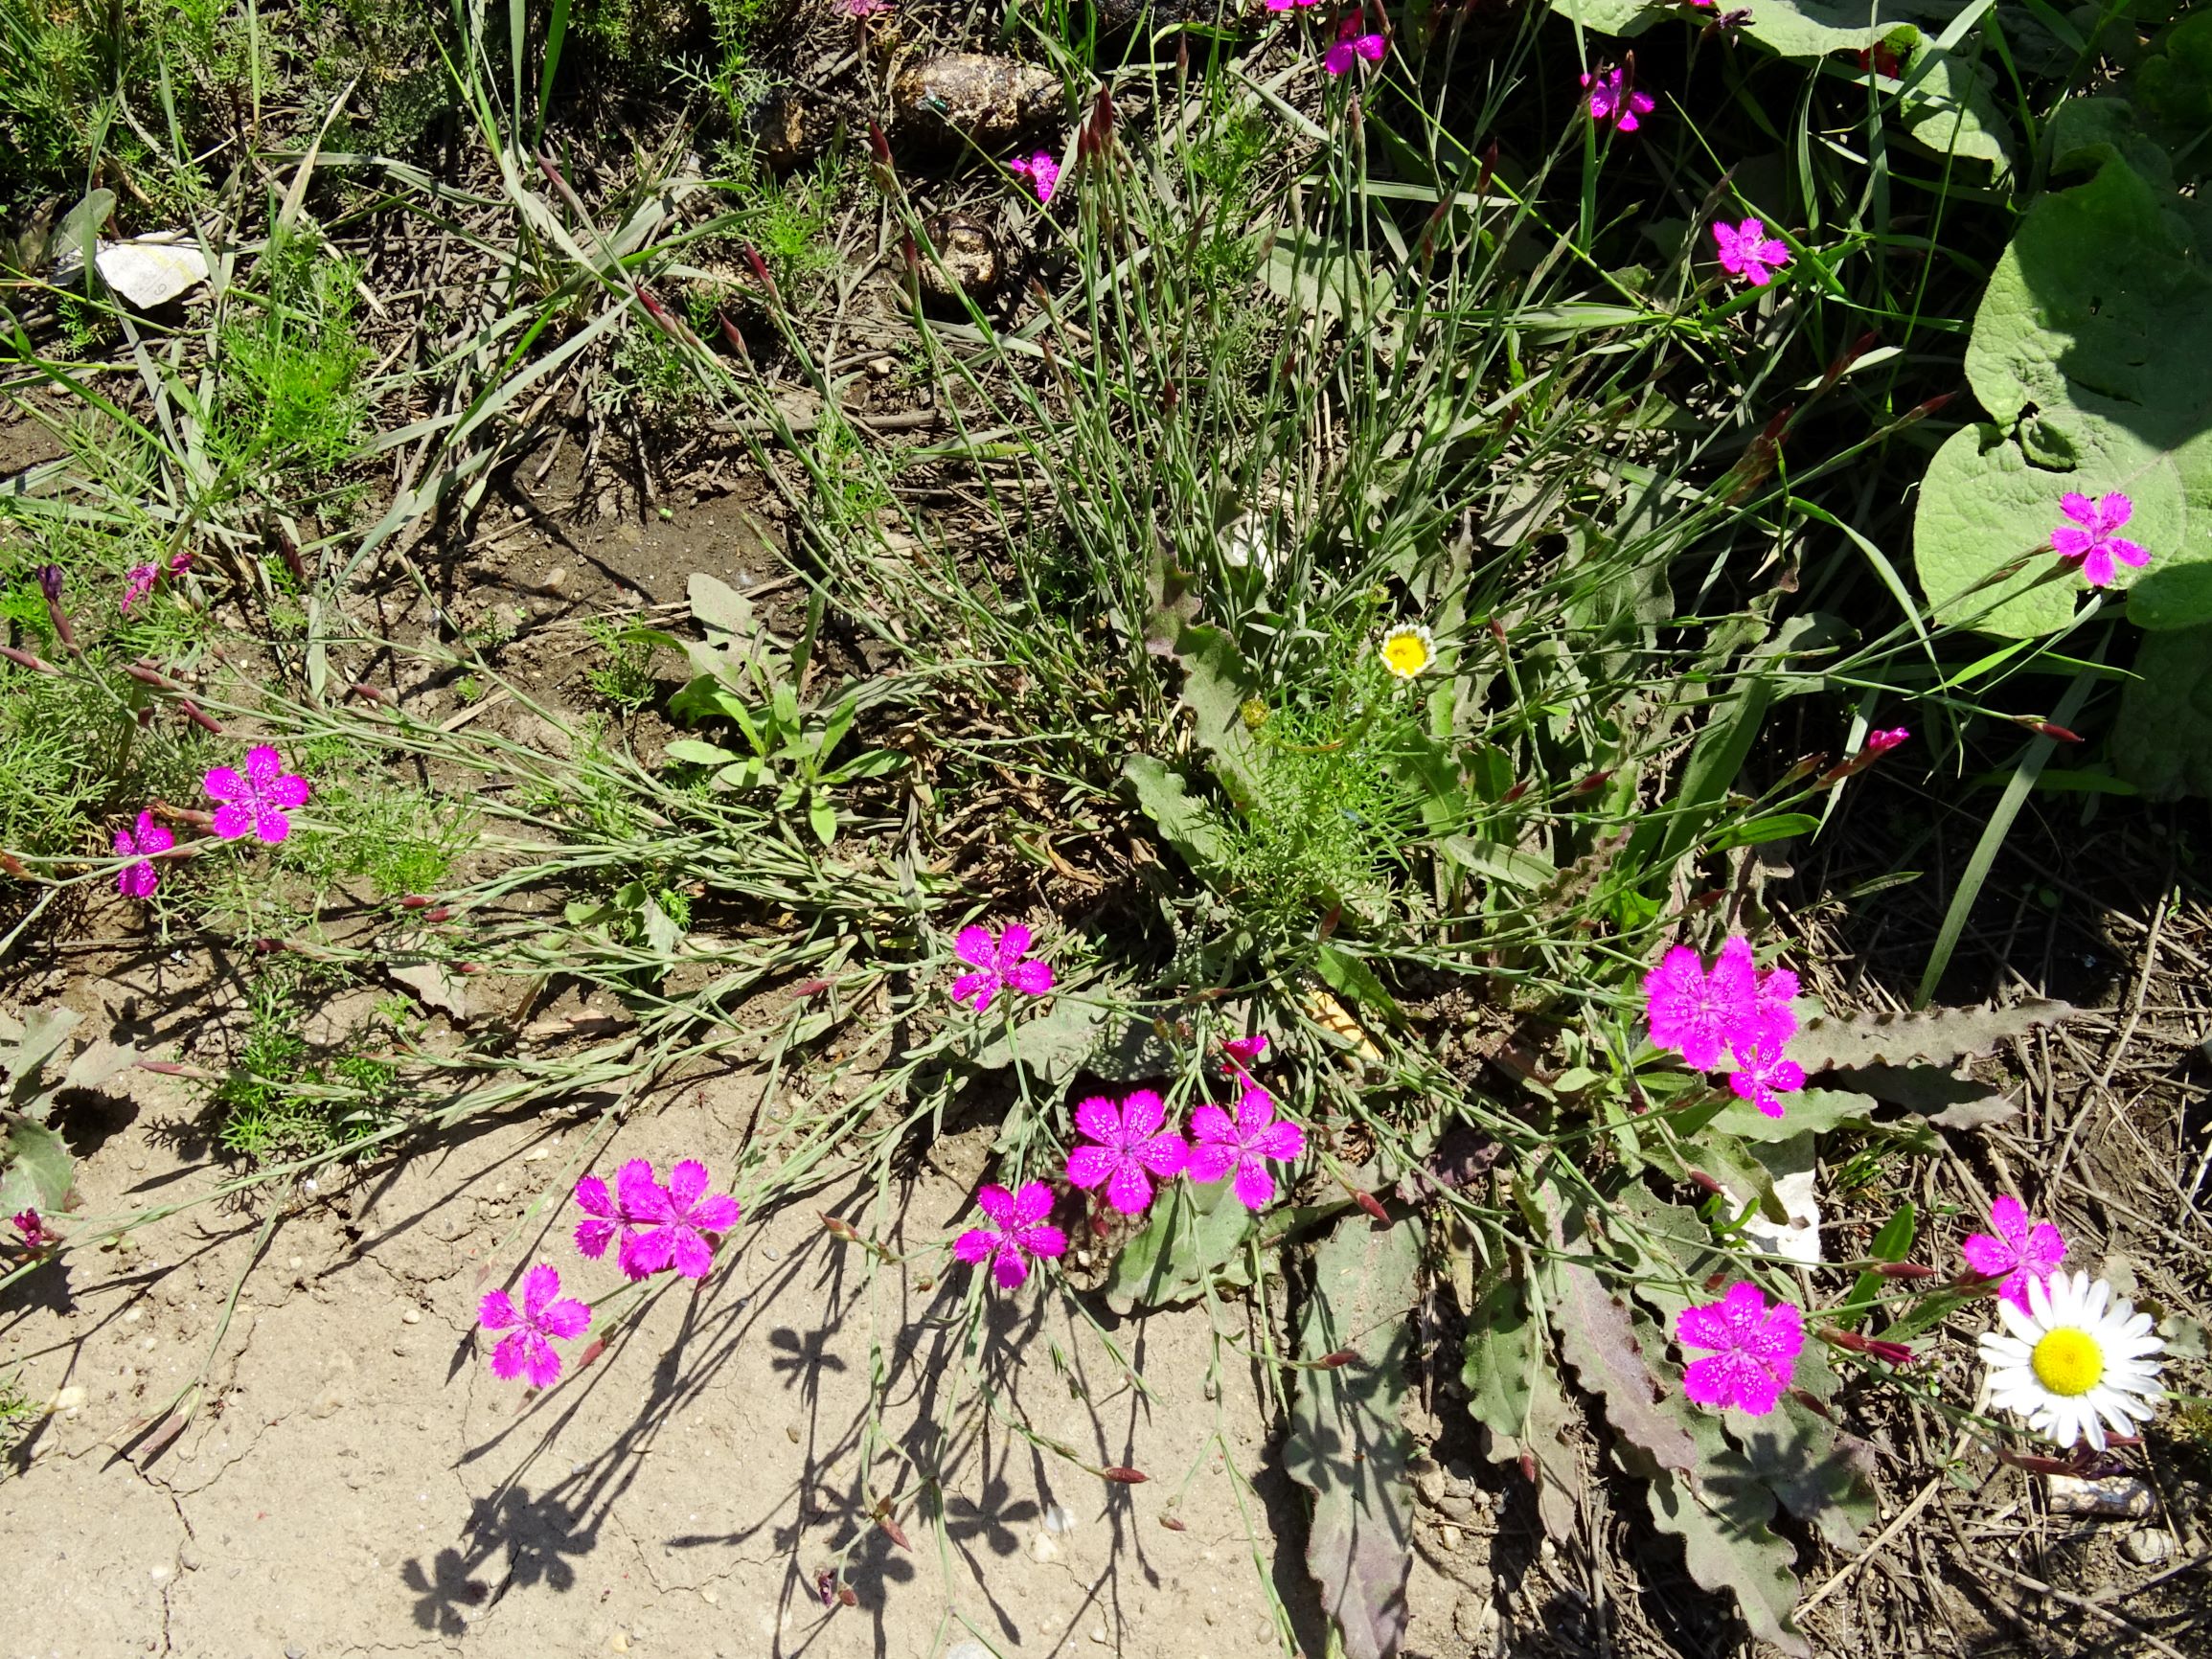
[1975,1274,2166,1454]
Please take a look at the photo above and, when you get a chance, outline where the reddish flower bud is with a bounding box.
[1498,780,1530,805]
[0,853,28,880]
[1571,769,1612,795]
[1099,1466,1149,1484]
[1874,1261,1936,1280]
[0,645,58,674]
[821,1213,859,1241]
[1314,1349,1361,1370]
[1900,391,1956,425]
[878,1515,911,1551]
[347,681,388,703]
[177,698,225,735]
[1684,1170,1725,1198]
[125,662,180,690]
[1354,1191,1390,1224]
[1477,140,1498,198]
[1159,1514,1187,1532]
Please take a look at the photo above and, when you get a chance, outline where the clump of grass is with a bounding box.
[212,229,368,484]
[214,977,404,1163]
[582,619,661,713]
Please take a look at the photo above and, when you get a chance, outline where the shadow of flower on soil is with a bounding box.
[402,1484,597,1635]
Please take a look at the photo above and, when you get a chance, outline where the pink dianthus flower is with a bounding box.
[1007,152,1060,205]
[1324,15,1385,76]
[954,1181,1067,1288]
[1582,67,1654,132]
[1186,1086,1306,1211]
[950,923,1055,1012]
[621,1159,741,1280]
[478,1262,591,1388]
[1712,217,1791,286]
[2050,492,2149,588]
[1961,1194,2066,1311]
[114,809,172,898]
[204,745,309,844]
[1066,1089,1188,1216]
[1674,1282,1803,1415]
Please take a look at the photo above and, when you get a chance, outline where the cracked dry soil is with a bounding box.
[0,1029,1414,1659]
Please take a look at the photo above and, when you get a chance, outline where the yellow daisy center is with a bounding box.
[2030,1328,2104,1397]
[1380,631,1430,677]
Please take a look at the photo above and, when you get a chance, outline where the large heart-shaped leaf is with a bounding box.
[1915,150,2212,636]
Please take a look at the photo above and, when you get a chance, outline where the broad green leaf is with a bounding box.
[6,1007,80,1117]
[1913,422,2182,635]
[1167,623,1263,808]
[665,739,741,766]
[1124,755,1232,878]
[808,797,837,845]
[1623,1410,1813,1658]
[1546,0,1664,34]
[1899,44,2016,170]
[1730,1347,1880,1551]
[2112,623,2212,798]
[1461,1273,1537,1443]
[1742,5,1919,61]
[1437,834,1556,890]
[1707,1086,1880,1142]
[0,1120,74,1215]
[1916,151,2212,636]
[2135,11,2212,160]
[2046,97,2174,188]
[1315,943,1402,1027]
[1286,1213,1423,1659]
[1103,1176,1256,1314]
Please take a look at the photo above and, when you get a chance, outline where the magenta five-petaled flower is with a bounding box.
[1221,1033,1268,1082]
[1962,1195,2067,1311]
[1066,1089,1188,1216]
[1008,152,1060,205]
[1324,15,1385,75]
[1725,1030,1805,1120]
[620,1159,741,1280]
[573,1158,661,1275]
[1674,1282,1803,1415]
[1712,217,1790,286]
[950,923,1055,1012]
[478,1262,592,1388]
[1266,0,1319,9]
[114,809,172,898]
[11,1210,54,1249]
[121,564,158,613]
[1582,67,1654,132]
[838,0,888,15]
[1187,1086,1307,1211]
[2050,491,2150,588]
[1864,726,1909,755]
[204,745,309,845]
[1646,935,1803,1117]
[954,1182,1067,1288]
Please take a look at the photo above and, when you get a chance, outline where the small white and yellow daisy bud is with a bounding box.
[1378,623,1435,680]
[1976,1270,2166,1451]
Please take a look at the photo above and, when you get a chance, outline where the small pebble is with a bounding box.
[401,1308,422,1325]
[1436,1523,1463,1552]
[699,1587,718,1606]
[286,1648,306,1659]
[1088,1626,1108,1646]
[1030,1531,1061,1564]
[123,1308,142,1324]
[287,1257,303,1270]
[2123,1528,2174,1566]
[609,1634,629,1653]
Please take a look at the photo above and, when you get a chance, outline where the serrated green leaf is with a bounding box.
[1626,1410,1813,1658]
[1730,1347,1880,1552]
[1539,1256,1698,1471]
[1790,999,2071,1072]
[6,1007,80,1119]
[1462,1273,1537,1443]
[1124,755,1232,878]
[1286,1212,1423,1659]
[0,1120,74,1214]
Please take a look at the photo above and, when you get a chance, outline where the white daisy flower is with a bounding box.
[1379,623,1435,680]
[1976,1270,2166,1451]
